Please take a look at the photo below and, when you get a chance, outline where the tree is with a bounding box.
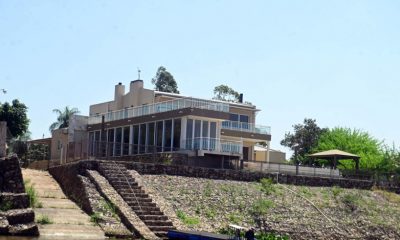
[280,118,328,163]
[49,106,80,132]
[213,85,240,102]
[313,127,384,169]
[0,99,29,138]
[151,66,179,93]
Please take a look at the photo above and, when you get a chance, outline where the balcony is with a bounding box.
[182,137,243,155]
[221,121,271,135]
[88,97,230,125]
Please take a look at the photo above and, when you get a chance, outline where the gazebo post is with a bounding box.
[355,158,359,171]
[333,155,337,169]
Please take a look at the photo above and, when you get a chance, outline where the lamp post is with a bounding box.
[293,143,299,175]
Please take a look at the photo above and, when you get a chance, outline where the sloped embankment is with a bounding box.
[136,173,400,240]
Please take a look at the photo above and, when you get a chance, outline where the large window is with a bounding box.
[164,120,172,151]
[139,124,146,154]
[115,127,122,156]
[147,122,155,153]
[107,128,114,156]
[123,127,130,155]
[194,120,201,149]
[156,121,163,152]
[173,119,181,150]
[186,119,193,149]
[202,121,209,150]
[132,125,139,154]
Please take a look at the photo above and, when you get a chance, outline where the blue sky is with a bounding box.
[1,0,399,152]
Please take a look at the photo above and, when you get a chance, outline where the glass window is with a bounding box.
[115,127,122,156]
[107,128,114,157]
[156,121,163,152]
[164,120,172,151]
[240,115,249,123]
[147,122,155,153]
[173,118,181,150]
[209,122,217,151]
[194,120,201,149]
[229,113,239,122]
[139,124,146,154]
[186,119,193,149]
[123,127,130,155]
[132,125,139,154]
[202,121,209,150]
[94,131,100,156]
[89,132,94,156]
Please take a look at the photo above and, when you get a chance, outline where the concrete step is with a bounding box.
[4,208,35,225]
[0,192,29,209]
[8,222,39,236]
[126,201,156,208]
[119,189,147,195]
[148,225,174,232]
[139,215,169,221]
[123,197,152,202]
[143,220,173,226]
[134,210,164,216]
[38,223,105,239]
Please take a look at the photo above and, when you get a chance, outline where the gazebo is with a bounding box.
[308,149,360,170]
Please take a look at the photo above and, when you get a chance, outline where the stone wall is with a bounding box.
[0,157,39,236]
[126,162,374,190]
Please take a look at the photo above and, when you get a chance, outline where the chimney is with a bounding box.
[238,93,243,103]
[130,80,144,93]
[114,82,125,109]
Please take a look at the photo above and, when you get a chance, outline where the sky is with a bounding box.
[1,0,399,153]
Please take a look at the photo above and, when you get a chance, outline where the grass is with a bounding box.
[341,193,361,212]
[90,212,102,224]
[101,200,118,218]
[24,179,43,208]
[176,209,200,226]
[36,215,53,224]
[0,201,12,211]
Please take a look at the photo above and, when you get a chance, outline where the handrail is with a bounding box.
[89,97,230,124]
[221,121,271,135]
[111,161,143,213]
[182,137,243,154]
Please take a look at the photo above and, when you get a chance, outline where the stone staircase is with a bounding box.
[98,162,175,238]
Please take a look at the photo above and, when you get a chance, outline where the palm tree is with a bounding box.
[49,106,80,132]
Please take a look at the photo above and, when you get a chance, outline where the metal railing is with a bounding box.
[88,97,230,124]
[182,137,243,154]
[221,121,271,135]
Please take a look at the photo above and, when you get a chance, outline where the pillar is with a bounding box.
[0,121,6,158]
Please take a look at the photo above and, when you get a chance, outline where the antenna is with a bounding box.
[137,68,141,80]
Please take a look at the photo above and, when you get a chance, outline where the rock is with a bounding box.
[8,223,39,236]
[5,208,35,225]
[0,192,30,209]
[0,216,9,235]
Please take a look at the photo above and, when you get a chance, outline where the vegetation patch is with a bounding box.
[36,215,53,224]
[90,212,102,224]
[176,209,200,226]
[0,201,12,211]
[24,179,43,208]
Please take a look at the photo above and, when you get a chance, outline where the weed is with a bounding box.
[24,180,42,208]
[0,201,12,211]
[228,212,242,224]
[205,208,216,219]
[101,200,117,218]
[331,186,343,199]
[256,232,289,240]
[342,193,360,212]
[90,212,102,224]
[251,199,274,216]
[259,178,275,195]
[299,186,313,198]
[204,181,212,197]
[36,215,53,224]
[176,209,200,226]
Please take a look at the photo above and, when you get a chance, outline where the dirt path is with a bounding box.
[22,169,105,240]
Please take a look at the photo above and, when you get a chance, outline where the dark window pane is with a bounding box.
[94,131,100,157]
[229,113,239,121]
[173,118,181,150]
[148,122,155,153]
[115,127,122,156]
[156,121,163,152]
[123,127,130,155]
[194,120,201,149]
[89,132,94,156]
[132,125,139,154]
[107,129,114,157]
[210,122,217,151]
[139,124,146,154]
[186,119,193,149]
[164,120,172,151]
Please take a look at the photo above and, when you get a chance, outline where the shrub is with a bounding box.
[331,186,343,199]
[176,209,200,226]
[256,232,289,240]
[24,180,42,208]
[251,199,274,216]
[342,193,360,212]
[90,212,102,224]
[260,178,275,195]
[36,215,53,224]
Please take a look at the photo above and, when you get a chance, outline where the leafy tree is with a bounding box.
[280,118,328,163]
[380,144,400,173]
[213,84,240,102]
[0,99,29,138]
[313,127,384,169]
[151,66,179,93]
[49,106,80,132]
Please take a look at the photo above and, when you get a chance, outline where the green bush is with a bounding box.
[251,199,274,216]
[260,178,275,195]
[256,232,289,240]
[36,215,53,224]
[342,193,360,212]
[176,209,200,226]
[90,212,102,224]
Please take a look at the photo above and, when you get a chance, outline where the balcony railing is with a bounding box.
[88,97,230,125]
[221,121,271,135]
[182,137,243,155]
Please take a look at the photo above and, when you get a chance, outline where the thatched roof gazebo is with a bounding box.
[308,149,360,170]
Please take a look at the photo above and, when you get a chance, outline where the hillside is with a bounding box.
[131,172,400,240]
